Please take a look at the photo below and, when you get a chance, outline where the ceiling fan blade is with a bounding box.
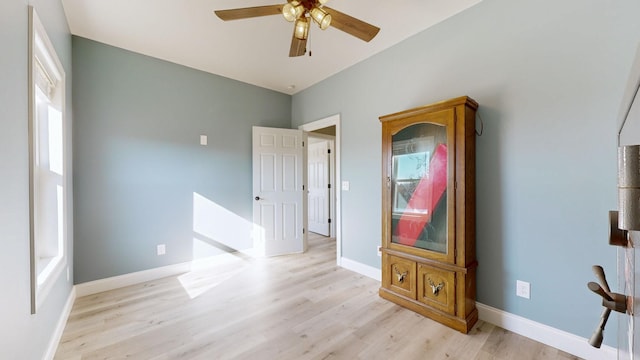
[323,6,380,42]
[214,5,283,21]
[289,33,307,57]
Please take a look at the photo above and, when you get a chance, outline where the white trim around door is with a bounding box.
[299,114,342,266]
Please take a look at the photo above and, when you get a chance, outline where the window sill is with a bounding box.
[35,255,66,310]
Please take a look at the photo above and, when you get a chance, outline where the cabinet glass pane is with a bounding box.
[391,123,448,253]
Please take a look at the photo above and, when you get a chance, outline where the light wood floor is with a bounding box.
[55,234,581,359]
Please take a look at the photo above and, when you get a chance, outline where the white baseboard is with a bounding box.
[338,257,616,360]
[339,256,381,281]
[476,302,616,360]
[75,262,191,297]
[44,286,76,360]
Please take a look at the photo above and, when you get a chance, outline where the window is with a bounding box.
[29,7,68,313]
[391,137,434,214]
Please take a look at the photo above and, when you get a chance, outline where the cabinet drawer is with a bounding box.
[383,254,416,299]
[417,263,456,314]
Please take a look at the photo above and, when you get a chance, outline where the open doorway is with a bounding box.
[300,114,342,266]
[307,133,335,237]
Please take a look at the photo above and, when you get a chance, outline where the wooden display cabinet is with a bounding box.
[378,96,478,333]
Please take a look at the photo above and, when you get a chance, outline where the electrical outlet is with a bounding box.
[157,244,166,256]
[516,280,530,299]
[377,245,382,257]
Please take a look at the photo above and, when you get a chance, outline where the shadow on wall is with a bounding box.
[474,100,508,310]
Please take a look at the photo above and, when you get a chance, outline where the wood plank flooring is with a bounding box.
[55,234,581,359]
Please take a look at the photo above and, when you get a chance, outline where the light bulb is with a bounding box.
[294,17,310,40]
[282,1,304,22]
[310,7,331,30]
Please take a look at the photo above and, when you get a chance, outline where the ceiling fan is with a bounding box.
[214,0,380,57]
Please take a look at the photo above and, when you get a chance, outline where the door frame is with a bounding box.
[299,114,342,266]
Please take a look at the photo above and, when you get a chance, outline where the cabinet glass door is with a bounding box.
[391,123,448,253]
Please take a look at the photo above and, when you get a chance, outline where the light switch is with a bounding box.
[200,135,207,146]
[341,181,350,191]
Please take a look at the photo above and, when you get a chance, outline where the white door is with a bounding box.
[308,140,330,236]
[252,126,307,256]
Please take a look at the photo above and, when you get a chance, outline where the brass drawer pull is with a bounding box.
[428,278,444,296]
[394,267,407,283]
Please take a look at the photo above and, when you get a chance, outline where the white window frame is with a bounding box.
[28,7,68,313]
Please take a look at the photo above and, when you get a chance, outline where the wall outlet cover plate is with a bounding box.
[516,280,530,299]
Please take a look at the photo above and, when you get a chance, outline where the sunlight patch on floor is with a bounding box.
[178,251,251,299]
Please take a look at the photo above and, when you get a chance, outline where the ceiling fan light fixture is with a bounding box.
[282,1,305,22]
[310,6,331,30]
[294,17,310,40]
[318,0,329,4]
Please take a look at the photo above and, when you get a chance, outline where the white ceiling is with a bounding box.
[61,0,482,95]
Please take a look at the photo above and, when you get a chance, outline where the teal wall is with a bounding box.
[292,0,640,342]
[72,37,292,283]
[0,0,74,358]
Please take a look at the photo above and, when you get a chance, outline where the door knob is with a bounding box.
[255,196,261,201]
